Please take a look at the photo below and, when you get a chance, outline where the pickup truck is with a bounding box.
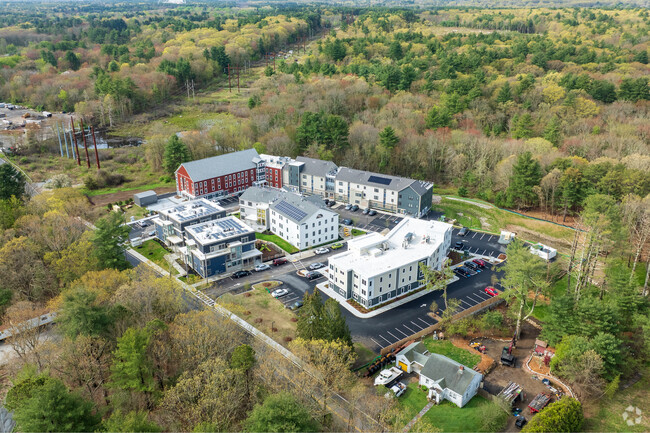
[374,367,404,386]
[389,382,407,397]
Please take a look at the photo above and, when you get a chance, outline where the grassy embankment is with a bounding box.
[134,239,178,275]
[433,197,576,253]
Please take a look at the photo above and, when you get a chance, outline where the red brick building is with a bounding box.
[260,154,294,189]
[175,148,266,199]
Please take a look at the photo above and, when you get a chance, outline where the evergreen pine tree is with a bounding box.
[496,82,512,103]
[163,135,190,175]
[543,116,562,146]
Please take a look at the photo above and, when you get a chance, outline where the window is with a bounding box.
[362,279,366,285]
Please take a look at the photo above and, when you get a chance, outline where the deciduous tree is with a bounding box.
[244,392,319,433]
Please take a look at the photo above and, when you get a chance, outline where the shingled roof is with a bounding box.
[177,148,260,182]
[420,353,481,396]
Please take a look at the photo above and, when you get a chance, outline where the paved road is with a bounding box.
[126,220,514,354]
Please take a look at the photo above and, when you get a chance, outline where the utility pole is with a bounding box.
[71,117,81,166]
[80,118,90,169]
[91,126,100,170]
[55,122,64,157]
[62,122,70,158]
[237,65,240,93]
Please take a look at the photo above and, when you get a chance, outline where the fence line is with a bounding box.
[380,296,505,356]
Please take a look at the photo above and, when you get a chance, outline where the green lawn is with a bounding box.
[396,383,499,432]
[417,395,494,432]
[421,339,481,368]
[255,232,299,254]
[351,228,366,236]
[395,382,430,428]
[134,240,178,275]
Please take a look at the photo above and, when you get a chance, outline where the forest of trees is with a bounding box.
[0,3,649,431]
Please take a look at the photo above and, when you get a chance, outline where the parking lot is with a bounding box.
[333,205,403,233]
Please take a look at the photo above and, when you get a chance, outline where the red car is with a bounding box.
[484,286,499,297]
[472,259,486,268]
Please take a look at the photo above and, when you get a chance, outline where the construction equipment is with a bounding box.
[501,347,516,367]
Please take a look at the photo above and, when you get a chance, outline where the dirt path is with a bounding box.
[88,186,176,207]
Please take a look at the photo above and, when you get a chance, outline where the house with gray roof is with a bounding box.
[175,148,266,200]
[395,342,482,408]
[152,198,226,249]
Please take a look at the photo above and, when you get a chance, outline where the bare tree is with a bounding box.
[3,301,48,368]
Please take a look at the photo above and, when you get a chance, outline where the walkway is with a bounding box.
[403,400,436,433]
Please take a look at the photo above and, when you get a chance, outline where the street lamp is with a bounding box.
[271,321,275,333]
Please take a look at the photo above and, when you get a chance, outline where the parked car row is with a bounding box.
[454,259,487,279]
[324,199,337,207]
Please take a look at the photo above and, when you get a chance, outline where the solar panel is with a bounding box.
[368,175,392,186]
[275,200,307,221]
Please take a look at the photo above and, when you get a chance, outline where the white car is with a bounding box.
[271,288,289,298]
[309,262,325,270]
[255,263,271,272]
[314,247,329,255]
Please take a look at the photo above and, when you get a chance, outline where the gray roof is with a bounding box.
[408,180,434,196]
[295,156,338,178]
[419,353,482,396]
[178,148,260,182]
[397,342,430,365]
[134,190,157,199]
[336,167,422,193]
[240,186,283,204]
[269,191,334,224]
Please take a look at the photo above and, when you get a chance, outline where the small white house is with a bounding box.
[530,243,557,261]
[395,342,482,408]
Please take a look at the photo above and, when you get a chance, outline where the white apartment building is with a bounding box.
[268,192,339,250]
[327,218,452,308]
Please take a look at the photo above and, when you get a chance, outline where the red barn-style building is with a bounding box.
[175,149,266,200]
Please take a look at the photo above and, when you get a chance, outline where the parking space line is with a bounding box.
[418,317,433,327]
[410,321,423,331]
[403,324,416,334]
[394,328,409,338]
[468,294,485,304]
[386,330,400,341]
[378,334,393,344]
[472,232,478,238]
[480,233,485,240]
[371,337,385,348]
[460,299,474,307]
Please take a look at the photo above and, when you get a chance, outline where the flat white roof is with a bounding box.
[185,216,254,245]
[329,218,452,278]
[159,198,224,224]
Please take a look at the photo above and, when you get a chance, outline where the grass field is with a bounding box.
[583,366,650,432]
[351,228,366,236]
[395,382,494,431]
[433,197,576,252]
[134,239,178,275]
[418,395,494,432]
[218,285,297,346]
[421,339,481,368]
[255,232,299,254]
[353,343,377,369]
